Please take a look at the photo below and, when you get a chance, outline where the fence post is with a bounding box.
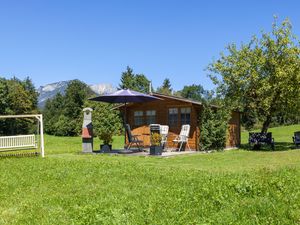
[40,114,45,157]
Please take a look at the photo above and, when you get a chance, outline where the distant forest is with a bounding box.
[0,69,214,136]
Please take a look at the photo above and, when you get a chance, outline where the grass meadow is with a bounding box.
[0,125,300,224]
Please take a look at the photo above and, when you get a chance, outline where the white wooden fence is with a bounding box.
[0,135,37,151]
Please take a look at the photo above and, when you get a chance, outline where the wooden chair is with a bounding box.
[125,124,143,151]
[173,124,191,151]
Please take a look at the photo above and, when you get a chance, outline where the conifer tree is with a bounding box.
[119,66,135,90]
[157,78,172,95]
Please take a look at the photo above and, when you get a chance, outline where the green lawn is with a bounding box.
[0,125,300,224]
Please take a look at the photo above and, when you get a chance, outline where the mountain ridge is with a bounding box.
[37,80,115,108]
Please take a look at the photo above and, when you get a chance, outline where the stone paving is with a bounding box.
[93,148,202,157]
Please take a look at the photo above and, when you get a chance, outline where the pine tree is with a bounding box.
[157,78,172,95]
[199,103,230,151]
[135,74,150,93]
[119,67,150,93]
[119,66,135,90]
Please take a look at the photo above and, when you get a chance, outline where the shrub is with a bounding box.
[92,102,122,145]
[199,103,230,151]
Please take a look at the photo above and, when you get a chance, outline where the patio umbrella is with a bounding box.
[89,89,162,145]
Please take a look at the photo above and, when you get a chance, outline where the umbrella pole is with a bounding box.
[124,102,127,148]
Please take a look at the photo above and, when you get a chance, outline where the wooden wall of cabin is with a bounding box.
[226,111,241,147]
[124,98,240,150]
[125,98,199,150]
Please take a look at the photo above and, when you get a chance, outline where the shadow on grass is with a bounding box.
[0,151,40,158]
[240,142,297,152]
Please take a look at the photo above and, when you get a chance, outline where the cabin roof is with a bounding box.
[110,93,242,113]
[151,92,221,108]
[112,92,216,110]
[150,92,203,106]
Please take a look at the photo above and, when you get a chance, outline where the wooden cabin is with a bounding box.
[123,93,240,150]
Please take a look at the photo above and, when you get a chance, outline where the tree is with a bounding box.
[91,102,122,145]
[43,93,64,135]
[179,84,213,102]
[119,66,135,90]
[135,74,150,93]
[22,77,39,110]
[119,66,150,93]
[199,103,230,151]
[0,78,9,115]
[157,78,172,95]
[43,80,94,136]
[208,18,300,132]
[64,80,93,118]
[0,77,38,135]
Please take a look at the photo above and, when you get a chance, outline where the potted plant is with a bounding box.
[99,132,113,152]
[92,102,122,152]
[150,132,163,155]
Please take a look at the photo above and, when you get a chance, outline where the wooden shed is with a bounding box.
[123,93,240,150]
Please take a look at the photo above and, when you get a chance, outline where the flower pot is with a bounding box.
[100,144,112,152]
[150,146,163,155]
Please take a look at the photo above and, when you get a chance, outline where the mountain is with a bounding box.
[89,83,115,95]
[37,80,116,108]
[37,81,71,108]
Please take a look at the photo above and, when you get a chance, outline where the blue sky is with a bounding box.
[0,0,300,91]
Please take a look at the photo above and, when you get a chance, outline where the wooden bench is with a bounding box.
[293,131,300,147]
[249,132,275,150]
[0,135,37,152]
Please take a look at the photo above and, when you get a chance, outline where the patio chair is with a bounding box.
[125,124,143,151]
[160,125,169,149]
[172,124,191,151]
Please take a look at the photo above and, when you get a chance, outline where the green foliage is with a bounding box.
[199,103,230,151]
[273,108,300,127]
[241,106,258,130]
[150,133,162,146]
[91,102,122,145]
[0,77,38,135]
[44,93,64,135]
[178,84,213,102]
[119,66,135,90]
[43,80,93,136]
[208,18,300,132]
[119,66,150,93]
[156,78,172,95]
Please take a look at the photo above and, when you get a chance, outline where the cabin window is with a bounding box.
[146,110,156,124]
[168,108,178,127]
[134,111,144,126]
[181,107,191,125]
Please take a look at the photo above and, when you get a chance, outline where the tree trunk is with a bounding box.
[261,91,279,133]
[261,115,272,133]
